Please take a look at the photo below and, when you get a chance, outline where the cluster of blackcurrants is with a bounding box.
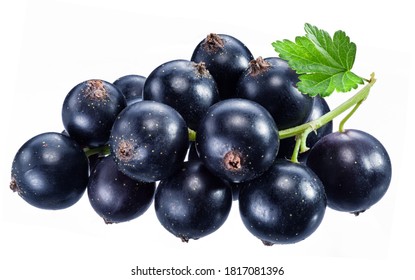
[10,33,392,245]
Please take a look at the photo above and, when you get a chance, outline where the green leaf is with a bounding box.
[272,23,364,97]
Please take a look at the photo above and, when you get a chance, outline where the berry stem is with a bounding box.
[279,73,376,161]
[338,99,364,132]
[84,144,111,158]
[291,136,302,163]
[279,73,376,139]
[188,128,197,142]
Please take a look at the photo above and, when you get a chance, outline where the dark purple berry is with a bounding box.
[113,74,146,105]
[155,160,232,242]
[236,57,313,130]
[143,59,219,130]
[191,33,253,99]
[306,129,392,214]
[239,160,327,245]
[62,79,127,148]
[87,156,155,224]
[110,101,189,182]
[10,132,89,210]
[196,98,279,183]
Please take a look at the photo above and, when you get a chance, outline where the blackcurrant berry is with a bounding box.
[143,59,219,130]
[196,98,279,183]
[110,101,189,182]
[306,129,392,214]
[10,132,89,210]
[113,74,146,105]
[191,33,254,99]
[236,57,313,130]
[87,156,155,224]
[62,79,127,148]
[155,160,232,242]
[239,160,327,245]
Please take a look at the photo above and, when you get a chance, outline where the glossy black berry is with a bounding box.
[113,74,146,105]
[155,160,232,242]
[110,101,189,182]
[62,79,127,148]
[306,129,392,214]
[191,33,254,99]
[186,142,242,201]
[236,57,313,130]
[10,132,89,210]
[196,98,279,183]
[87,156,155,224]
[143,59,219,130]
[239,160,327,245]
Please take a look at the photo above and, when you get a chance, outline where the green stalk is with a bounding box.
[338,99,364,132]
[188,128,197,142]
[278,73,376,161]
[291,136,302,163]
[84,144,111,157]
[279,73,376,139]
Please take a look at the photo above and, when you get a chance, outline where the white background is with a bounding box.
[1,0,413,279]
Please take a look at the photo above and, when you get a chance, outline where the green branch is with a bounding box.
[84,144,111,158]
[279,73,376,139]
[279,73,376,162]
